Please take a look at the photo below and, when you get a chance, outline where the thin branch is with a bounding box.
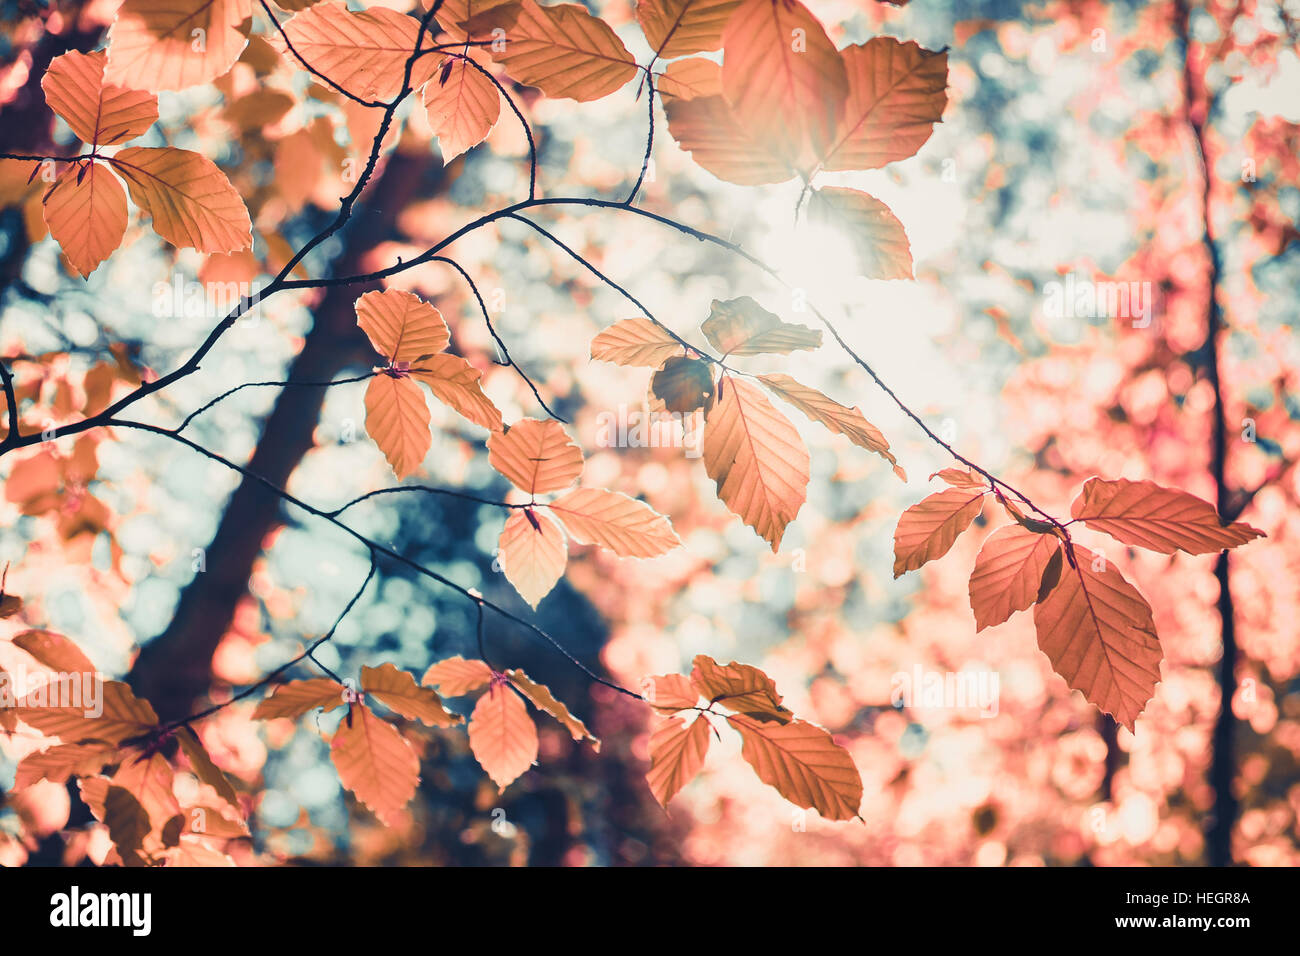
[0,360,18,449]
[329,485,523,517]
[174,373,376,435]
[624,67,655,205]
[258,0,386,109]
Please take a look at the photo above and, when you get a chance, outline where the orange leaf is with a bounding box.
[410,354,504,432]
[361,662,461,727]
[14,679,158,745]
[727,714,862,820]
[758,373,903,477]
[931,466,986,490]
[365,373,432,479]
[506,668,600,749]
[12,629,95,674]
[821,38,948,171]
[1070,477,1265,555]
[720,0,847,167]
[423,57,500,161]
[174,726,240,808]
[268,3,437,101]
[646,714,711,807]
[422,655,493,695]
[690,655,791,721]
[637,0,740,60]
[487,418,583,494]
[892,486,985,577]
[590,317,683,368]
[42,163,128,279]
[968,525,1062,631]
[467,681,539,791]
[701,296,821,356]
[498,508,567,608]
[428,0,522,42]
[252,678,348,720]
[1033,546,1163,732]
[663,94,794,185]
[655,56,722,101]
[106,0,251,92]
[702,376,809,551]
[112,749,181,832]
[355,288,451,365]
[14,743,116,789]
[42,50,158,147]
[807,186,913,280]
[112,146,252,254]
[643,673,700,712]
[490,0,638,102]
[548,487,681,558]
[331,703,420,825]
[78,779,151,866]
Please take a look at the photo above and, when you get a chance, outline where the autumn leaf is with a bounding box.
[690,655,791,722]
[498,508,567,608]
[42,50,158,147]
[728,714,862,821]
[174,726,240,808]
[15,743,116,789]
[931,467,986,491]
[1033,546,1162,732]
[422,655,493,696]
[646,714,711,807]
[111,146,253,254]
[720,0,847,167]
[703,375,809,551]
[252,678,349,720]
[430,0,523,43]
[548,487,681,558]
[423,57,500,161]
[820,38,948,171]
[106,0,251,92]
[758,373,904,477]
[14,680,158,746]
[356,288,451,365]
[331,703,421,825]
[701,297,822,356]
[663,94,793,185]
[968,525,1062,631]
[1070,477,1265,555]
[13,629,95,674]
[78,779,152,866]
[893,486,986,577]
[643,673,700,712]
[655,57,723,101]
[590,317,684,368]
[506,668,600,749]
[637,0,740,60]
[268,3,437,101]
[410,355,503,432]
[467,680,539,790]
[112,749,181,832]
[808,186,913,280]
[365,373,432,479]
[361,662,462,727]
[491,0,638,102]
[651,355,716,414]
[42,164,128,279]
[487,418,583,494]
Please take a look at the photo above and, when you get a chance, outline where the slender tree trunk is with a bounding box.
[130,151,443,721]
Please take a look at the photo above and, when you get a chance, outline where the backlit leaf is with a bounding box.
[590,317,684,368]
[663,93,793,185]
[690,655,791,722]
[355,288,450,365]
[506,668,600,749]
[491,0,638,102]
[637,0,740,60]
[112,146,253,254]
[487,418,583,494]
[655,56,722,101]
[1033,546,1163,732]
[807,186,913,280]
[423,656,493,696]
[14,679,158,745]
[331,703,420,825]
[422,57,500,161]
[728,714,862,820]
[931,467,986,490]
[174,726,240,808]
[701,297,822,356]
[13,629,95,674]
[15,743,116,789]
[643,673,700,712]
[252,678,348,720]
[548,487,682,558]
[106,0,251,92]
[651,355,715,414]
[968,524,1061,631]
[42,164,128,279]
[498,508,567,608]
[646,714,710,807]
[892,486,985,577]
[410,354,504,432]
[758,373,903,477]
[467,680,539,790]
[702,376,809,551]
[362,662,462,727]
[42,50,158,147]
[365,373,432,479]
[821,38,948,171]
[1070,476,1265,555]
